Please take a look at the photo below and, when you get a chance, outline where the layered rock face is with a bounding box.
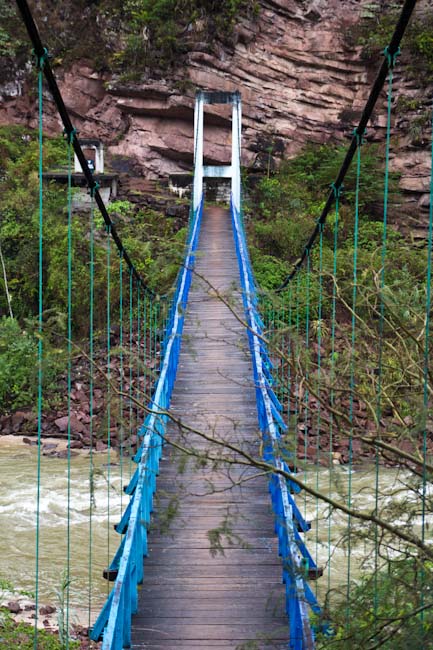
[0,0,431,229]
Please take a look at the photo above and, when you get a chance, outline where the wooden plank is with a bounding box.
[131,623,288,640]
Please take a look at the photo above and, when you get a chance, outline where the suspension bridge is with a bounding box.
[6,0,432,649]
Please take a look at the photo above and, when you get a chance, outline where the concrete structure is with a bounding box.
[193,91,242,212]
[74,138,105,174]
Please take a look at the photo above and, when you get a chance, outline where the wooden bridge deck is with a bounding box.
[131,206,288,649]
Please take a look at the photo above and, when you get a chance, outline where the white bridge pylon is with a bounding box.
[193,90,242,213]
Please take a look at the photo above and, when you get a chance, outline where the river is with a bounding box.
[0,439,430,626]
[0,438,123,625]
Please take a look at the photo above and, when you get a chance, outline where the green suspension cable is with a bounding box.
[287,285,293,423]
[154,300,159,373]
[65,130,74,649]
[376,48,400,417]
[303,253,311,519]
[119,253,124,512]
[315,223,324,595]
[34,48,48,650]
[279,300,286,401]
[135,282,141,473]
[374,49,399,619]
[143,295,147,410]
[346,132,363,626]
[129,270,134,454]
[106,224,112,589]
[294,273,301,473]
[148,297,153,379]
[327,183,341,596]
[422,97,433,535]
[87,184,97,629]
[419,93,433,619]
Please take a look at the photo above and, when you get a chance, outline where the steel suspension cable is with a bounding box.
[303,254,311,518]
[135,282,141,470]
[129,270,134,464]
[372,48,399,625]
[287,285,293,422]
[314,223,324,597]
[294,272,301,473]
[87,186,96,629]
[65,130,74,649]
[106,225,112,590]
[346,131,363,628]
[33,47,47,650]
[327,184,341,597]
[420,92,433,617]
[119,254,124,512]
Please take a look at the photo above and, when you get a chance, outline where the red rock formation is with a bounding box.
[0,0,431,230]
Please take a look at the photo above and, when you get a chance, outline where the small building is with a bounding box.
[75,138,105,174]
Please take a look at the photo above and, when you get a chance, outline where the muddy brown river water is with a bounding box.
[0,438,430,625]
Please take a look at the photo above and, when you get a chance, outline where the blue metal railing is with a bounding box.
[91,196,204,649]
[230,197,321,650]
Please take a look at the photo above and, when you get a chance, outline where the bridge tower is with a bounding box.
[193,90,242,213]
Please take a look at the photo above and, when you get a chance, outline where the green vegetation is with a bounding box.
[0,125,184,321]
[348,3,433,77]
[0,0,259,80]
[109,0,259,74]
[0,2,24,58]
[247,141,409,297]
[248,139,433,650]
[0,124,184,412]
[0,609,79,650]
[316,559,433,650]
[0,316,60,411]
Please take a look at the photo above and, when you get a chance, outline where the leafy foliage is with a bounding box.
[0,0,259,79]
[347,3,433,78]
[248,137,433,649]
[0,608,79,650]
[316,559,433,650]
[106,0,259,73]
[0,125,186,410]
[0,126,185,328]
[0,316,65,412]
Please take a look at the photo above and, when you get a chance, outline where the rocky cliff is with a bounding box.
[0,0,431,232]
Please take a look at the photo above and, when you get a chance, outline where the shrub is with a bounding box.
[0,317,37,410]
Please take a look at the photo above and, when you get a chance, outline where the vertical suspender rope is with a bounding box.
[65,129,74,649]
[375,49,398,430]
[420,94,433,616]
[135,282,141,471]
[143,295,147,414]
[148,297,153,378]
[129,270,134,456]
[374,48,399,618]
[119,253,124,512]
[106,225,112,587]
[327,183,341,596]
[287,285,293,426]
[315,223,324,595]
[303,254,311,518]
[34,48,48,650]
[294,272,301,473]
[88,184,97,629]
[346,132,363,626]
[154,299,159,373]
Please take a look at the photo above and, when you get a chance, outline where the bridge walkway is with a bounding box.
[131,206,288,649]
